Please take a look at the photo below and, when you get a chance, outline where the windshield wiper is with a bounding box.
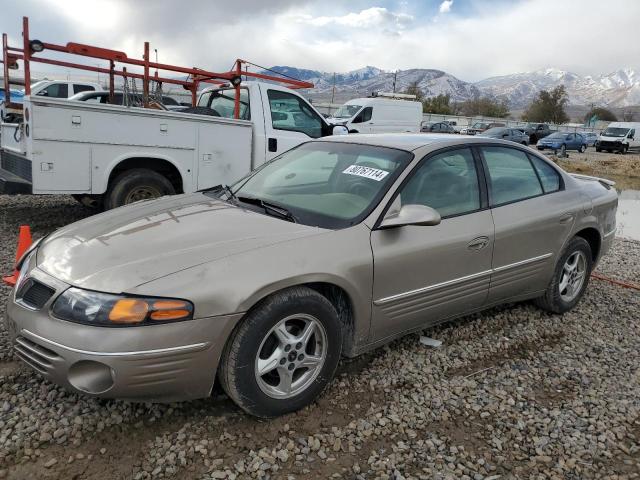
[237,196,297,223]
[199,184,237,202]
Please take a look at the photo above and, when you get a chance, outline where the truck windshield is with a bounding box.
[333,105,362,119]
[602,127,629,138]
[198,88,250,120]
[228,142,412,229]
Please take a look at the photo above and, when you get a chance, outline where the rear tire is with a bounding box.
[219,287,342,418]
[104,168,175,209]
[595,147,601,152]
[534,237,593,314]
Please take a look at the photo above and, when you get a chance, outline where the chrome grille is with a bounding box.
[16,278,55,310]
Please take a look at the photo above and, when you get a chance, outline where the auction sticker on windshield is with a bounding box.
[343,165,389,181]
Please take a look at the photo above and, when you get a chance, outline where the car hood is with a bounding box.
[37,193,325,293]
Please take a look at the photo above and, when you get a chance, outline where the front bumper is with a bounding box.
[4,265,243,402]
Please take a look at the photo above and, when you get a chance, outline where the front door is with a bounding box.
[479,146,579,303]
[370,147,494,342]
[262,88,326,161]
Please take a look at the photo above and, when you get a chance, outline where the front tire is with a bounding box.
[534,237,593,314]
[104,168,175,209]
[578,144,586,153]
[219,287,342,418]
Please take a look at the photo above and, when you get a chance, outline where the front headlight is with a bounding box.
[51,287,194,326]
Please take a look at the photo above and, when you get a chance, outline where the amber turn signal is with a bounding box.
[149,300,192,321]
[108,299,149,324]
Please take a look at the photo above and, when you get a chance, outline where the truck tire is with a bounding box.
[595,147,601,152]
[219,286,342,418]
[620,145,628,155]
[105,168,175,209]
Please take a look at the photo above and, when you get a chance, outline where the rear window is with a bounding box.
[73,84,95,94]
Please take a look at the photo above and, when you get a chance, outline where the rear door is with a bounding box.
[370,147,494,341]
[261,87,327,160]
[480,146,578,303]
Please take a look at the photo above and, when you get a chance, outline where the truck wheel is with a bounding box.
[595,147,601,152]
[219,286,342,418]
[620,145,628,155]
[105,168,175,209]
[534,237,592,314]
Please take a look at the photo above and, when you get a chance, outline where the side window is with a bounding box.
[529,155,561,193]
[482,146,543,206]
[361,107,372,122]
[398,148,480,218]
[267,89,323,138]
[629,129,635,139]
[73,84,95,94]
[40,83,69,98]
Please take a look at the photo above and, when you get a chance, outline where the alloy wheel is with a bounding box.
[559,251,587,302]
[254,314,327,399]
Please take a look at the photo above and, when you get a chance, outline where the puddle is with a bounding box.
[617,188,640,241]
[605,174,640,241]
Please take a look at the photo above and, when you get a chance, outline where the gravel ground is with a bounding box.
[1,194,639,480]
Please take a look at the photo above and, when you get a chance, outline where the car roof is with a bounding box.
[315,133,504,152]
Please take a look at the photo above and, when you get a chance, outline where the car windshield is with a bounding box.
[333,105,362,119]
[482,127,507,136]
[602,127,629,138]
[226,142,412,229]
[546,132,567,140]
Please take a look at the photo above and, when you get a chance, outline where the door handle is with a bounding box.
[559,213,574,224]
[467,236,490,251]
[268,138,277,152]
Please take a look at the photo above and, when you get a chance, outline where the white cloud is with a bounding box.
[4,0,640,83]
[292,7,413,29]
[439,0,453,14]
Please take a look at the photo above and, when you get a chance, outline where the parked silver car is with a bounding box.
[477,127,530,145]
[4,134,618,417]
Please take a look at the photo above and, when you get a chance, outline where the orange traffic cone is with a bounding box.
[2,225,33,287]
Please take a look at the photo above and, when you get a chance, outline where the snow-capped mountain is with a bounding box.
[267,66,479,104]
[475,68,640,107]
[267,66,640,107]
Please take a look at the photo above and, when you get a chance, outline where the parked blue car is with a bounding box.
[580,132,598,147]
[0,88,24,121]
[537,132,587,154]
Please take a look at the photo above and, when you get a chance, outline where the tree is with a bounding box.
[583,107,617,124]
[522,86,569,124]
[403,81,424,102]
[456,96,509,118]
[422,94,452,114]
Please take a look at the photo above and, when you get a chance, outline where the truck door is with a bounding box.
[261,87,327,161]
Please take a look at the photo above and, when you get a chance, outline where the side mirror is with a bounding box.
[36,90,48,96]
[332,125,349,136]
[502,133,509,138]
[379,204,441,229]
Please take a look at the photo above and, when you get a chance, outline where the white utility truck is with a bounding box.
[0,82,347,209]
[327,93,423,134]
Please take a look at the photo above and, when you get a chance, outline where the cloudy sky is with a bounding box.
[4,0,639,82]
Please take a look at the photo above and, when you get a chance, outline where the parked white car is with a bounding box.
[327,97,423,134]
[595,122,640,154]
[0,82,347,208]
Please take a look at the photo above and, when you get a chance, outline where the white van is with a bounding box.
[595,122,640,154]
[328,97,423,134]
